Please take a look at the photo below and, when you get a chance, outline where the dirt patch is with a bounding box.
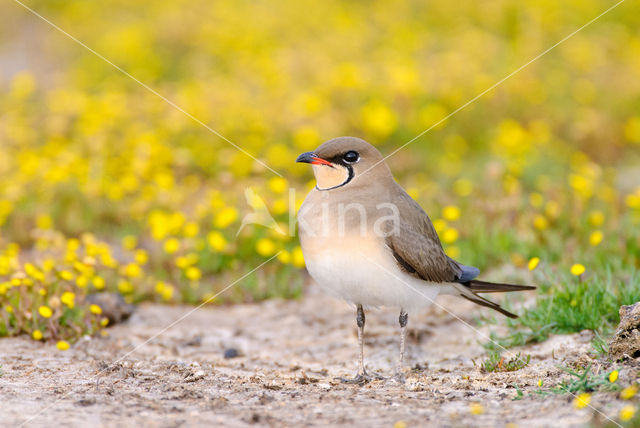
[0,288,632,427]
[609,302,640,361]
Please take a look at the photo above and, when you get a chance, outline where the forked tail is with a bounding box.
[454,280,536,319]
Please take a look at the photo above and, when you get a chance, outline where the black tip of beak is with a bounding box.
[296,152,316,164]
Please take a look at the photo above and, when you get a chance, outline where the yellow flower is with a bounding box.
[271,198,288,215]
[11,71,36,98]
[442,205,460,221]
[32,329,43,340]
[155,281,165,293]
[406,187,420,200]
[620,405,635,421]
[76,276,88,288]
[155,281,175,301]
[446,246,460,259]
[256,238,277,257]
[201,292,216,304]
[56,340,70,351]
[441,227,459,244]
[123,263,142,278]
[293,126,320,150]
[573,392,591,409]
[185,266,202,281]
[118,280,133,294]
[624,115,640,144]
[588,210,605,227]
[609,370,619,383]
[277,250,291,264]
[6,305,13,313]
[24,263,39,278]
[214,207,238,228]
[36,214,53,229]
[135,249,148,265]
[60,291,75,308]
[533,215,548,230]
[101,253,118,268]
[625,194,640,209]
[621,385,638,400]
[163,238,180,254]
[361,100,397,138]
[419,102,447,130]
[292,246,305,268]
[469,402,484,415]
[453,179,473,197]
[393,422,407,428]
[570,264,585,276]
[59,270,74,281]
[175,256,190,269]
[432,219,447,233]
[589,230,603,246]
[122,235,138,251]
[183,221,199,237]
[207,231,227,252]
[537,379,543,387]
[268,177,288,194]
[38,305,53,318]
[92,276,105,290]
[529,192,544,208]
[528,257,540,271]
[89,304,102,315]
[67,238,80,252]
[100,318,109,327]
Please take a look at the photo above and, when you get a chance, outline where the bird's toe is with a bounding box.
[337,369,383,385]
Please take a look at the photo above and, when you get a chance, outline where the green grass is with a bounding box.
[479,350,530,373]
[486,268,640,351]
[535,364,620,396]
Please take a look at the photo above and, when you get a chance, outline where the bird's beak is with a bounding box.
[295,152,333,167]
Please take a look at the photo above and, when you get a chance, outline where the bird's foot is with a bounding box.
[387,370,406,384]
[338,370,384,385]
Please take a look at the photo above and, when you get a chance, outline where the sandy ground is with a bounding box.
[0,287,632,428]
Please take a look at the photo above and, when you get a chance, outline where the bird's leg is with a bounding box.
[393,310,408,383]
[340,304,379,384]
[356,304,365,374]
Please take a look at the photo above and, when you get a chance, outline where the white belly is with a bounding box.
[302,236,443,313]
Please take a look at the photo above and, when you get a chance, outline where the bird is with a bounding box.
[295,136,535,384]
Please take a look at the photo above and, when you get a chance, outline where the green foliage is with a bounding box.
[535,364,620,396]
[487,269,640,350]
[480,350,530,373]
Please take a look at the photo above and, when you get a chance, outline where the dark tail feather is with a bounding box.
[466,279,536,294]
[459,294,519,319]
[453,280,536,319]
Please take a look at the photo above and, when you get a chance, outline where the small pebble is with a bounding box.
[185,370,206,382]
[224,348,239,359]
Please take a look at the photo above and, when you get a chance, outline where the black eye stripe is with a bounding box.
[324,150,360,165]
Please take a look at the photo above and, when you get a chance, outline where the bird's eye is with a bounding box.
[343,151,359,163]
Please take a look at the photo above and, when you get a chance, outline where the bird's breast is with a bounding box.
[300,232,440,311]
[296,189,440,311]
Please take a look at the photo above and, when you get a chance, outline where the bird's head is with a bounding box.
[296,137,391,191]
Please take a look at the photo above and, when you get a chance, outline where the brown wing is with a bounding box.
[386,187,462,283]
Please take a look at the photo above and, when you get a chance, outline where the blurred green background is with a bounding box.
[0,0,639,343]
